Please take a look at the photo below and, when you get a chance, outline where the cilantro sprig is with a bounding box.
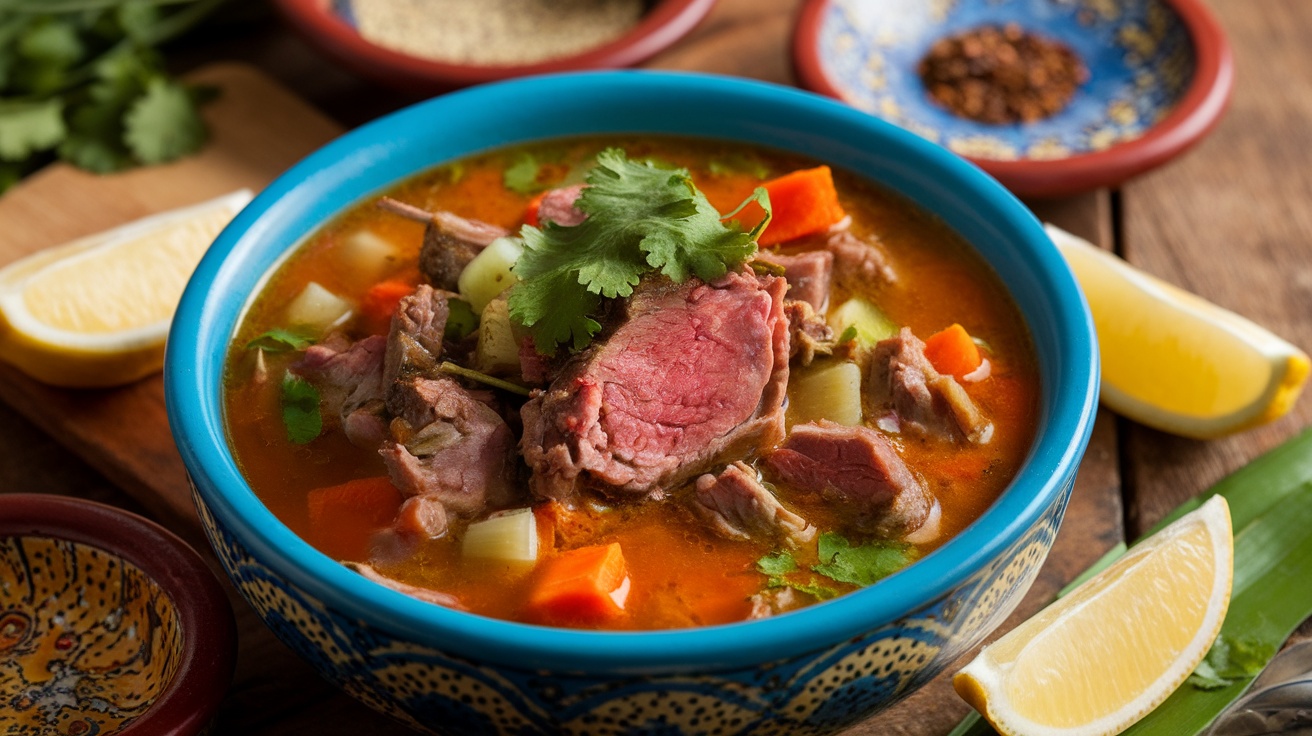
[281,372,322,445]
[507,149,772,354]
[755,532,918,602]
[1187,635,1276,691]
[0,0,223,192]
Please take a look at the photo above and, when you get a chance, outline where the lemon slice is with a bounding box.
[954,495,1233,736]
[0,190,252,387]
[1047,225,1309,439]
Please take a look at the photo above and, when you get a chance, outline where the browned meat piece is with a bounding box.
[380,377,518,517]
[419,212,509,291]
[693,462,815,547]
[783,300,835,366]
[521,270,790,501]
[757,250,834,312]
[765,420,934,539]
[536,183,587,226]
[383,285,449,385]
[345,562,463,609]
[827,230,896,286]
[868,327,993,444]
[394,495,449,540]
[748,587,800,620]
[292,333,388,449]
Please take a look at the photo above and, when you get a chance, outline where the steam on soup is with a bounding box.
[224,137,1038,630]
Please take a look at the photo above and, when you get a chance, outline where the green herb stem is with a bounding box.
[438,361,531,397]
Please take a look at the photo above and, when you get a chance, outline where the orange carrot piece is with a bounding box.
[924,323,984,379]
[307,477,404,556]
[527,542,630,625]
[524,191,547,228]
[757,166,847,246]
[361,279,417,334]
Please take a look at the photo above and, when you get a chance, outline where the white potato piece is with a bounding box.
[475,298,521,377]
[462,507,538,563]
[828,297,898,347]
[458,236,523,313]
[286,281,353,333]
[787,361,863,428]
[341,229,399,283]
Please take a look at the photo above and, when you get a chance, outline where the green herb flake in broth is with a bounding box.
[812,532,917,587]
[281,372,322,444]
[709,153,770,179]
[246,327,316,353]
[444,299,479,340]
[503,152,542,195]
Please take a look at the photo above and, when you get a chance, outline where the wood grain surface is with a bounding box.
[0,0,1307,733]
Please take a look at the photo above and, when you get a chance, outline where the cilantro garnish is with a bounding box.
[246,327,316,353]
[756,551,798,577]
[281,372,322,445]
[755,550,840,601]
[508,148,772,354]
[1187,635,1276,690]
[812,532,917,586]
[444,299,478,340]
[503,152,543,195]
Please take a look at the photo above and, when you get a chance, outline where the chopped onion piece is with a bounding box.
[462,507,538,563]
[962,357,992,383]
[286,281,353,333]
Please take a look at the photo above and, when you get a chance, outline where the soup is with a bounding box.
[224,137,1038,630]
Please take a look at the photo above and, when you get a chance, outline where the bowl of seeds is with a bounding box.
[792,0,1234,197]
[274,0,718,93]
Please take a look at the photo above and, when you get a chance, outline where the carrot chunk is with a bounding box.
[524,191,548,228]
[924,323,984,379]
[527,542,630,625]
[756,166,847,246]
[361,279,417,333]
[307,477,404,558]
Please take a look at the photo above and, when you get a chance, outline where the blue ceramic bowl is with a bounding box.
[794,0,1233,197]
[165,71,1098,735]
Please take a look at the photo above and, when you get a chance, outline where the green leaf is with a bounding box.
[122,77,206,164]
[280,372,322,444]
[1186,635,1276,691]
[836,324,858,344]
[246,328,316,353]
[776,578,842,601]
[812,532,917,587]
[0,98,66,161]
[58,96,132,172]
[756,551,797,577]
[503,152,543,195]
[116,0,163,43]
[444,298,479,340]
[17,19,84,67]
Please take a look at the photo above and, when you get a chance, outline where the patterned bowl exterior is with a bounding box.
[812,0,1194,161]
[194,475,1072,735]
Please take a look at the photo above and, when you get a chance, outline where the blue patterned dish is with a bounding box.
[165,71,1099,735]
[794,0,1233,197]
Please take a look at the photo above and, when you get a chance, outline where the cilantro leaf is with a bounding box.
[281,373,322,444]
[503,152,543,194]
[123,77,206,164]
[756,550,840,600]
[0,99,66,161]
[246,328,316,353]
[18,20,84,68]
[444,298,479,340]
[756,551,798,577]
[1187,635,1276,690]
[812,532,917,587]
[508,148,772,354]
[779,579,841,600]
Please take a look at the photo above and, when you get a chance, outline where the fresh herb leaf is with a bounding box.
[756,550,840,600]
[756,551,798,576]
[812,532,917,587]
[444,298,478,340]
[779,578,841,600]
[246,328,315,353]
[280,372,322,444]
[709,153,770,179]
[0,99,66,160]
[123,77,206,164]
[508,148,773,354]
[1187,635,1276,690]
[837,324,859,344]
[503,152,543,195]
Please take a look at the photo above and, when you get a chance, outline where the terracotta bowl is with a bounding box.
[794,0,1234,197]
[273,0,718,94]
[166,71,1098,735]
[0,495,236,735]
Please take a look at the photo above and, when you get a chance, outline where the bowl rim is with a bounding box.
[273,0,719,92]
[791,0,1235,198]
[0,494,236,736]
[166,69,1098,675]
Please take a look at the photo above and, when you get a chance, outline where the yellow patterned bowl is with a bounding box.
[0,495,236,735]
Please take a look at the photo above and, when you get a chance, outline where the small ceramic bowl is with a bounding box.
[166,71,1099,735]
[0,495,236,735]
[794,0,1234,197]
[274,0,718,94]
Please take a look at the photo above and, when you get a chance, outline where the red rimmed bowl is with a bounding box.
[274,0,718,94]
[793,0,1234,197]
[0,494,236,736]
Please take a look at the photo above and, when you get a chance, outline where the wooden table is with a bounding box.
[3,0,1310,733]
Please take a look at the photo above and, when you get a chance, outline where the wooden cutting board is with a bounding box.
[0,63,344,532]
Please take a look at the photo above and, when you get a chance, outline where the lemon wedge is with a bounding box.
[0,190,252,387]
[1047,225,1309,439]
[954,495,1233,736]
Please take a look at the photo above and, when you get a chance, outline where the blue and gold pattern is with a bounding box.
[194,476,1072,735]
[0,536,183,736]
[817,0,1195,160]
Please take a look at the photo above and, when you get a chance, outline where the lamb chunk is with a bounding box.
[394,495,449,540]
[419,211,509,291]
[519,337,562,386]
[757,250,834,313]
[693,462,815,547]
[380,377,517,517]
[292,333,388,449]
[828,230,895,286]
[345,562,463,609]
[766,420,934,539]
[384,285,449,386]
[521,270,790,501]
[536,183,587,226]
[868,327,993,444]
[783,300,835,366]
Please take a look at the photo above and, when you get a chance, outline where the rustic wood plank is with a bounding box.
[1118,0,1312,535]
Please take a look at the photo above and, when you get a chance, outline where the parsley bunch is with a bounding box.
[507,148,772,354]
[0,0,225,192]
